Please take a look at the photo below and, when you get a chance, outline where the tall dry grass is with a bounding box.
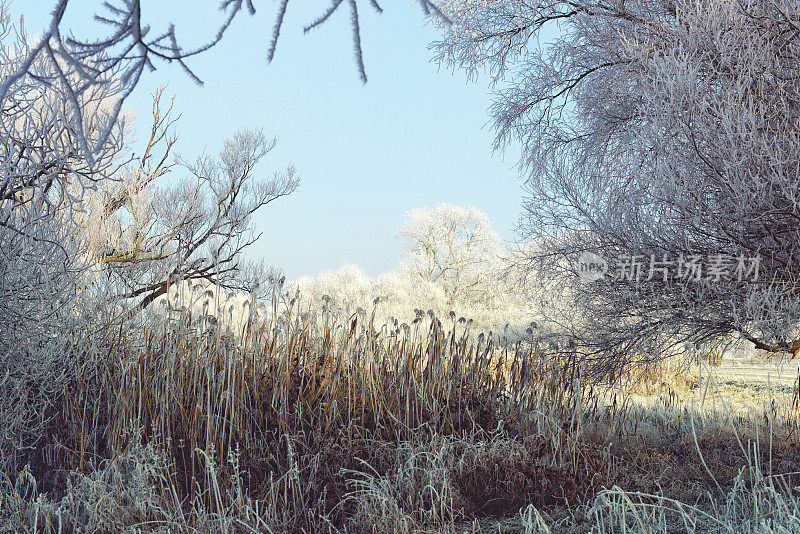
[1,295,605,532]
[3,294,800,533]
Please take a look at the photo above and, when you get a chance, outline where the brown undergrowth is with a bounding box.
[3,304,800,532]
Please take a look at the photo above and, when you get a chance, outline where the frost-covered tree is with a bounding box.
[397,203,517,306]
[286,205,542,333]
[0,5,127,349]
[82,90,298,313]
[434,0,800,374]
[0,0,448,341]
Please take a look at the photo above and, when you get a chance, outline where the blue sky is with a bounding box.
[18,1,524,279]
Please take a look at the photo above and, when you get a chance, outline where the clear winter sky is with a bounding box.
[16,2,524,279]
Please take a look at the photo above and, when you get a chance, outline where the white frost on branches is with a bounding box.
[397,203,508,306]
[434,0,800,373]
[292,205,544,335]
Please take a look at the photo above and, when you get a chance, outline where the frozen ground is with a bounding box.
[703,351,799,391]
[626,349,800,415]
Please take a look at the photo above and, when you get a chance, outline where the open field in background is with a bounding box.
[703,354,800,390]
[3,301,800,533]
[629,352,800,408]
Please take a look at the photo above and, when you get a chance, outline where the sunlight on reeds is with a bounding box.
[4,293,800,532]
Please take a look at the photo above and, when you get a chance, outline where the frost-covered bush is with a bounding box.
[294,264,447,322]
[0,321,111,496]
[291,263,542,337]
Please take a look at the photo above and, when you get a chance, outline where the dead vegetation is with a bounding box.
[2,300,800,533]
